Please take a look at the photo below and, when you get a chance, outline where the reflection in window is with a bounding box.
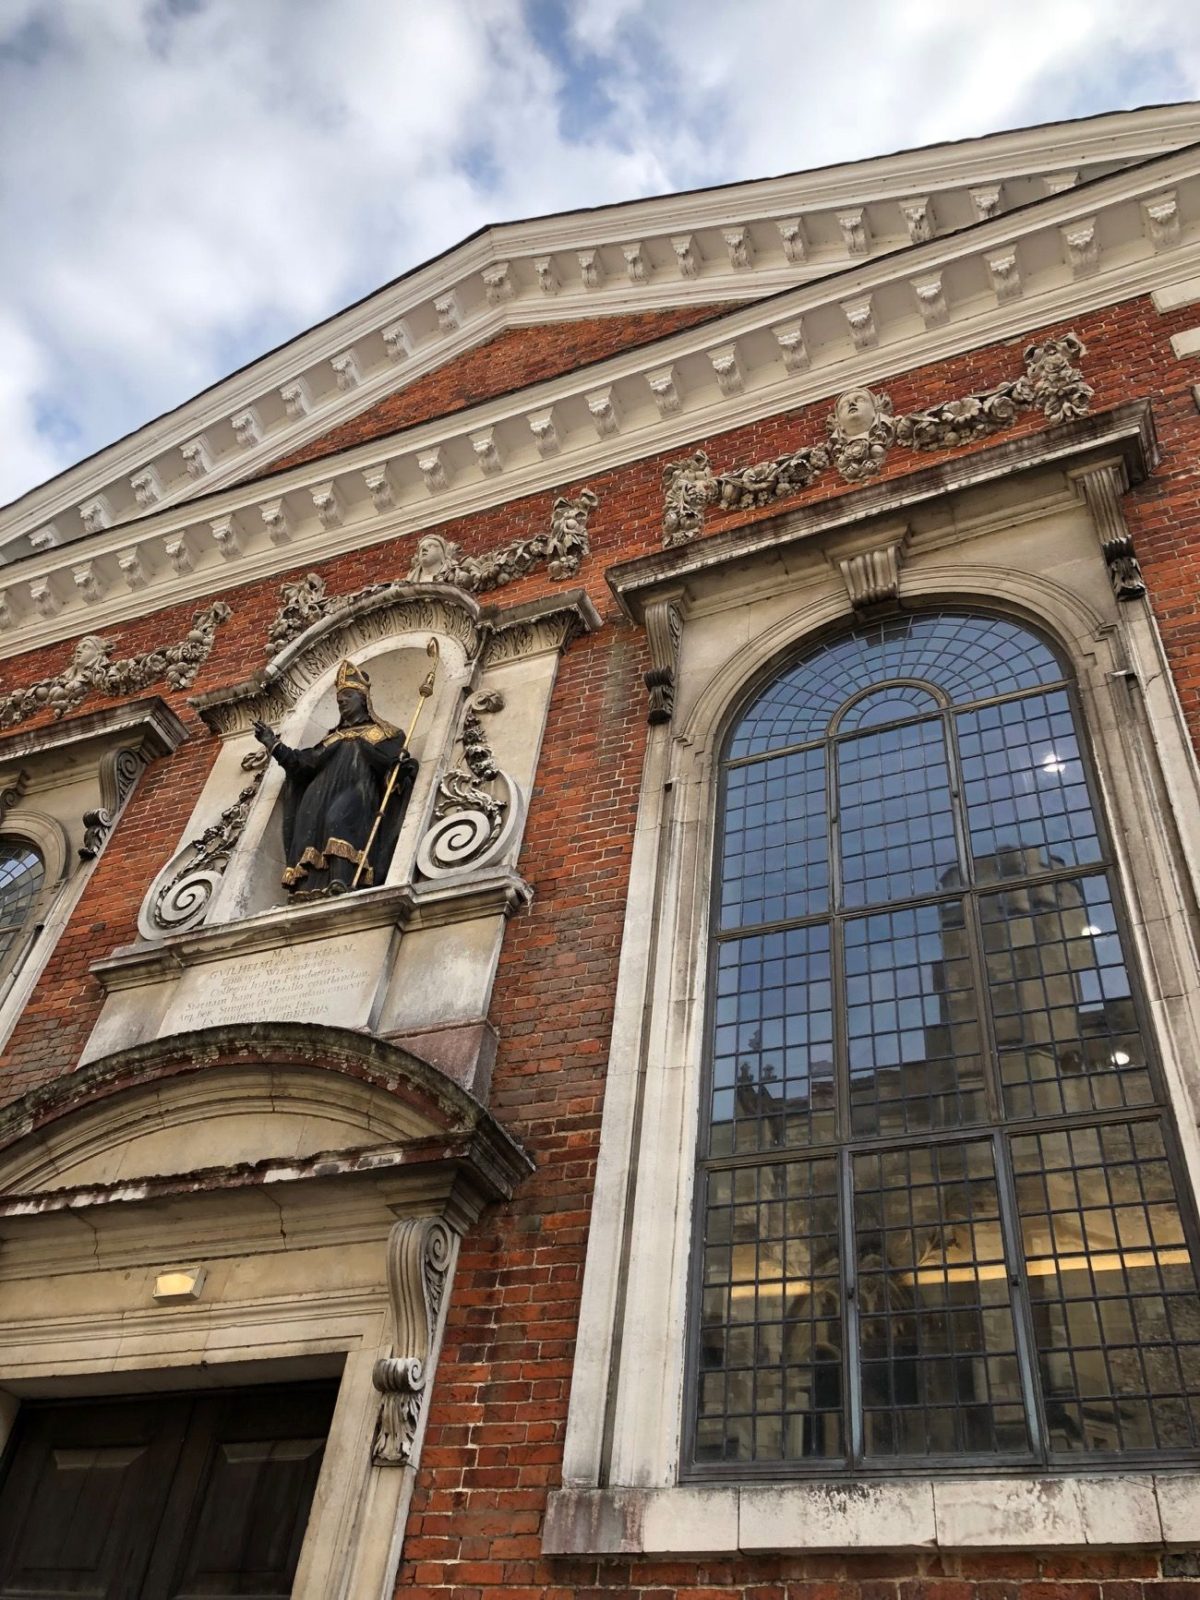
[0,842,44,975]
[691,612,1200,1474]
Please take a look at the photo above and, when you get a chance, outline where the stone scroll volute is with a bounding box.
[372,1216,456,1466]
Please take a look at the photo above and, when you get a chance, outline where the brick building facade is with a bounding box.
[0,105,1199,1596]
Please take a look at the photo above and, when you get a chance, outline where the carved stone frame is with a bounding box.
[547,405,1200,1555]
[0,1023,531,1599]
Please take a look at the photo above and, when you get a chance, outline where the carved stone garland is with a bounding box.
[265,489,598,658]
[416,692,524,878]
[662,333,1094,543]
[0,602,232,730]
[372,1217,454,1466]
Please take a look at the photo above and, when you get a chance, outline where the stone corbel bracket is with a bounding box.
[1068,458,1147,601]
[79,744,156,860]
[643,593,685,725]
[834,528,911,611]
[372,1215,456,1466]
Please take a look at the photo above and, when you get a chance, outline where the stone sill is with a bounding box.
[91,868,532,992]
[543,1473,1200,1555]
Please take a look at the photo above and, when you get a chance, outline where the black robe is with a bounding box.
[273,722,416,895]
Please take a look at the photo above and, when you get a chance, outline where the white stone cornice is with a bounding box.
[4,139,1200,659]
[4,106,1196,560]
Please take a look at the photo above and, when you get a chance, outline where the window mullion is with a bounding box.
[839,1147,864,1467]
[992,1128,1051,1466]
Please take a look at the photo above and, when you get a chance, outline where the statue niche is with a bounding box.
[253,658,417,899]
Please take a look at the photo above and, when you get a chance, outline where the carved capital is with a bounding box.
[1070,459,1146,602]
[643,596,684,725]
[671,234,699,278]
[481,261,514,304]
[372,1217,455,1466]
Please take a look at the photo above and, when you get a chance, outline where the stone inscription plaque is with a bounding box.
[166,931,385,1034]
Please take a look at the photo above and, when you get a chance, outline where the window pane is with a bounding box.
[845,902,986,1134]
[980,874,1153,1119]
[710,926,835,1154]
[1012,1120,1200,1454]
[837,719,960,908]
[958,691,1101,882]
[853,1141,1030,1460]
[837,684,941,732]
[0,842,43,971]
[721,748,827,929]
[729,614,1064,759]
[695,1158,843,1464]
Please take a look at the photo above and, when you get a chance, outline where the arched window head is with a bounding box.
[691,610,1200,1474]
[0,841,44,976]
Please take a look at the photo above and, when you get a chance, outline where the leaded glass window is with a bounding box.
[0,841,43,977]
[689,612,1200,1474]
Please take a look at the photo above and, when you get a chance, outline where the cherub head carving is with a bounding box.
[832,388,884,440]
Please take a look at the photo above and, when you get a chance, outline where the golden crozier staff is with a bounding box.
[351,637,439,889]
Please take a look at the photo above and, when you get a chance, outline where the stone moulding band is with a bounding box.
[661,333,1094,543]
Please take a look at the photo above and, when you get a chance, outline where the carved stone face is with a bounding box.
[72,635,110,671]
[833,388,879,439]
[413,536,452,579]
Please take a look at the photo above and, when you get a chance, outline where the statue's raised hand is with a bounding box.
[252,719,278,750]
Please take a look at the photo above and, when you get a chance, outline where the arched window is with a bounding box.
[689,611,1200,1474]
[0,841,44,979]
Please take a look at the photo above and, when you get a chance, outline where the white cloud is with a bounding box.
[2,0,1200,507]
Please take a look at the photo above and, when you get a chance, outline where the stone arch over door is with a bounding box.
[0,1022,531,1600]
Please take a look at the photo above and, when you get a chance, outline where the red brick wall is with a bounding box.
[4,292,1200,1594]
[266,304,731,473]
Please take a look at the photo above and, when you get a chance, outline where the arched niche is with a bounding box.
[145,586,484,935]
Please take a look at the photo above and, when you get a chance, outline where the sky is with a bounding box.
[2,0,1200,509]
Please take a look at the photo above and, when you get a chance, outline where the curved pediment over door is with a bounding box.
[0,1021,531,1210]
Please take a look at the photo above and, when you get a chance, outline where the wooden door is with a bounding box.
[0,1382,337,1599]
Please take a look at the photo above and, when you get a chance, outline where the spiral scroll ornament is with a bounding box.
[417,769,521,877]
[416,692,525,879]
[140,749,267,939]
[372,1218,455,1467]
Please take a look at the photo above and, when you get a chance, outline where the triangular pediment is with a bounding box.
[3,106,1200,667]
[3,103,1197,572]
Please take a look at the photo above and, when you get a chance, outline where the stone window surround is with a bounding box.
[0,697,187,1052]
[545,405,1200,1556]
